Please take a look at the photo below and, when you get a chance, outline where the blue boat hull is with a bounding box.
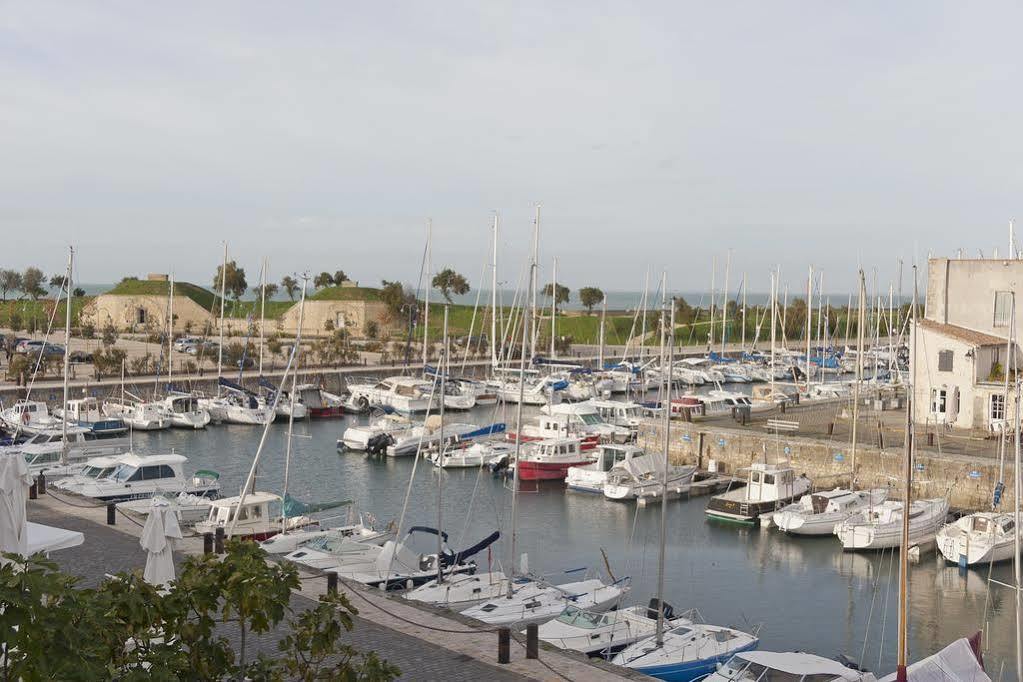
[632,640,758,682]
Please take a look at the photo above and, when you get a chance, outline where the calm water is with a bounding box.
[128,397,1017,678]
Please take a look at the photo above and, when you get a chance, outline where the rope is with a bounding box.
[43,488,144,527]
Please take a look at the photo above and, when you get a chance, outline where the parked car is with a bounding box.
[173,336,202,352]
[186,341,218,356]
[15,340,44,354]
[25,343,65,360]
[69,350,94,363]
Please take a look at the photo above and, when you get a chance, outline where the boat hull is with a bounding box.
[308,406,344,419]
[630,640,758,682]
[518,460,591,481]
[705,496,803,524]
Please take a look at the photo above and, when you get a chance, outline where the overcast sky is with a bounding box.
[2,2,1021,295]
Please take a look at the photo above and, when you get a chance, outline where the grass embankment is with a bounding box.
[0,298,91,330]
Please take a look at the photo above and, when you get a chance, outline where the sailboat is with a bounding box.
[538,601,689,657]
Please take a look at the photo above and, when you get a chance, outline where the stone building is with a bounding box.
[81,275,219,334]
[279,285,392,337]
[914,257,1021,431]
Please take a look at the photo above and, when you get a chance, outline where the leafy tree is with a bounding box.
[674,296,694,324]
[0,269,22,301]
[380,280,415,317]
[366,320,380,339]
[578,287,603,314]
[119,275,139,283]
[21,267,46,300]
[281,276,299,300]
[81,322,95,339]
[542,282,570,306]
[314,272,334,289]
[49,274,68,290]
[333,270,349,285]
[213,261,248,300]
[8,311,22,332]
[72,287,86,298]
[101,322,118,347]
[431,268,470,303]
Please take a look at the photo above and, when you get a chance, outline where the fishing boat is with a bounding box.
[160,394,211,429]
[612,619,760,681]
[0,400,62,434]
[57,452,221,503]
[936,512,1018,566]
[347,376,437,414]
[337,413,413,453]
[538,601,688,657]
[603,454,696,502]
[834,498,949,551]
[296,383,343,418]
[704,650,874,682]
[566,444,643,493]
[705,462,812,524]
[515,437,594,481]
[193,492,318,541]
[772,488,888,536]
[460,575,630,627]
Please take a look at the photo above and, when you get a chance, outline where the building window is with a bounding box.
[992,394,1006,421]
[994,291,1013,327]
[937,350,953,372]
[931,388,947,415]
[136,307,147,325]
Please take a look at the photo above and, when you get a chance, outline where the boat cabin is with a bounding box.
[168,395,201,413]
[528,437,584,462]
[744,463,800,503]
[711,650,867,682]
[970,514,1015,535]
[588,400,643,427]
[588,444,642,473]
[109,454,188,485]
[196,492,286,540]
[77,456,127,480]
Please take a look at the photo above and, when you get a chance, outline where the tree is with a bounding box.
[431,268,470,303]
[333,270,349,285]
[380,280,415,317]
[21,267,46,300]
[251,282,280,300]
[213,261,248,300]
[0,269,22,301]
[578,287,603,314]
[674,296,694,324]
[72,287,86,298]
[314,272,334,289]
[49,274,68,291]
[542,282,570,306]
[281,276,299,301]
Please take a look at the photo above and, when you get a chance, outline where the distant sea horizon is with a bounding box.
[72,283,904,311]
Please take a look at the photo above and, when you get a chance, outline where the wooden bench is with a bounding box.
[766,419,799,433]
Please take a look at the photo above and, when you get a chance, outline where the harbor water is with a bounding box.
[129,397,1016,678]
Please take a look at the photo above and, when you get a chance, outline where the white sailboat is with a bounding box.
[834,498,949,551]
[937,511,1018,566]
[773,488,888,536]
[460,576,629,627]
[538,602,688,657]
[603,453,696,502]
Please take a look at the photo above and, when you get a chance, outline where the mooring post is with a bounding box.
[526,623,539,659]
[828,422,834,436]
[498,628,510,664]
[203,532,214,555]
[37,473,46,495]
[214,527,225,554]
[106,502,116,525]
[327,572,339,595]
[29,482,37,500]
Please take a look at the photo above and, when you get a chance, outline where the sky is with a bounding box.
[2,2,1022,296]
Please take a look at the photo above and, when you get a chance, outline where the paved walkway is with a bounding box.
[29,492,639,681]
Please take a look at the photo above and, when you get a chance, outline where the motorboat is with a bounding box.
[515,437,594,482]
[538,601,688,657]
[486,368,559,406]
[937,511,1020,566]
[1,400,62,434]
[12,426,129,476]
[117,491,215,525]
[385,420,503,457]
[338,413,413,452]
[704,650,876,682]
[539,402,632,443]
[834,498,949,551]
[56,452,221,503]
[295,384,343,418]
[566,444,643,493]
[461,575,630,627]
[404,571,512,609]
[670,391,769,421]
[705,463,812,524]
[583,399,644,436]
[772,488,888,536]
[51,454,131,488]
[270,390,309,421]
[612,617,760,681]
[603,454,697,502]
[347,376,437,414]
[55,397,127,435]
[102,400,170,431]
[456,378,498,406]
[193,492,317,541]
[160,394,211,429]
[429,439,516,469]
[876,635,988,681]
[260,518,392,554]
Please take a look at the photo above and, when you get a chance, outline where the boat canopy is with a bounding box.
[282,492,351,517]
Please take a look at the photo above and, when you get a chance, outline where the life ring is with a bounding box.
[21,411,30,425]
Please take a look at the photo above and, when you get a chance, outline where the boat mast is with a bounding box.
[530,205,540,363]
[423,219,432,364]
[741,273,747,352]
[437,306,448,584]
[168,273,175,388]
[507,256,534,597]
[550,257,557,359]
[491,213,499,371]
[216,242,227,394]
[769,269,776,399]
[259,258,266,376]
[60,247,72,466]
[709,257,716,350]
[281,276,307,535]
[805,266,813,393]
[1013,340,1022,682]
[639,269,649,364]
[998,295,1014,496]
[896,267,918,682]
[598,294,607,370]
[852,271,865,489]
[721,250,730,356]
[655,298,674,646]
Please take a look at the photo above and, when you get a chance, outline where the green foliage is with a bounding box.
[72,287,86,298]
[49,274,68,290]
[989,361,1005,382]
[281,276,299,301]
[379,280,414,317]
[314,272,334,289]
[101,322,118,347]
[578,287,603,313]
[267,335,283,358]
[130,354,152,376]
[214,261,248,301]
[0,269,22,301]
[93,347,127,377]
[365,320,379,339]
[542,282,570,305]
[21,267,46,300]
[431,268,470,304]
[333,270,349,285]
[8,311,22,332]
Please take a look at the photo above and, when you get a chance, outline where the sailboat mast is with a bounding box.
[550,257,557,359]
[721,250,730,356]
[281,276,307,534]
[491,213,499,370]
[507,259,534,597]
[655,300,674,646]
[598,295,607,370]
[709,257,716,350]
[530,205,540,362]
[437,306,448,583]
[1013,344,1022,682]
[259,258,266,376]
[999,297,1015,490]
[741,273,747,352]
[168,275,174,388]
[60,247,72,466]
[769,269,776,399]
[217,242,227,393]
[852,271,865,488]
[639,269,649,364]
[805,266,813,392]
[896,267,918,681]
[423,220,432,364]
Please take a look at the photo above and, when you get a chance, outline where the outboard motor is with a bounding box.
[366,433,393,456]
[488,454,510,475]
[646,598,675,621]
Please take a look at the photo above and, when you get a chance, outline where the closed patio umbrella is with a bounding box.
[140,497,182,586]
[0,451,33,559]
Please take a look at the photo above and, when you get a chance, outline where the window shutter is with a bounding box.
[937,350,953,372]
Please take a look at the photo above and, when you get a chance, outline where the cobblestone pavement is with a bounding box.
[29,501,531,681]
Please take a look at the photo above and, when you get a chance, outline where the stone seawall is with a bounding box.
[638,419,1008,512]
